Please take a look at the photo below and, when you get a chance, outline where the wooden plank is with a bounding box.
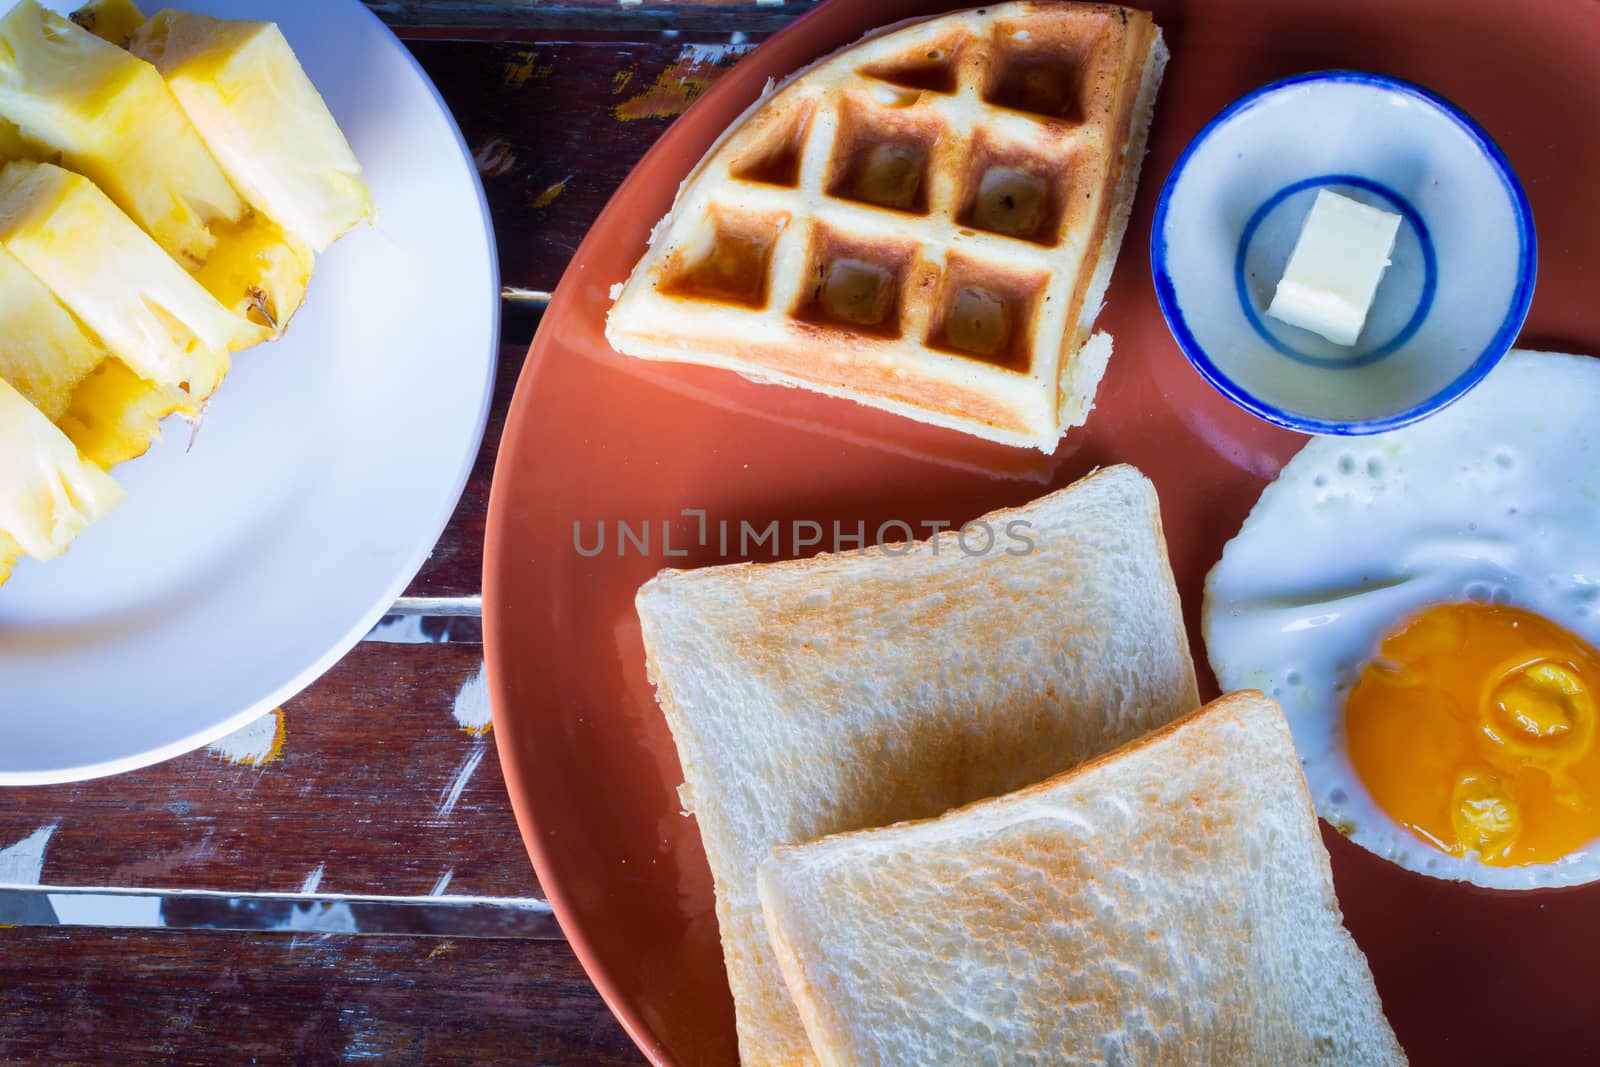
[0,643,532,902]
[375,1,810,32]
[0,928,642,1065]
[403,35,760,297]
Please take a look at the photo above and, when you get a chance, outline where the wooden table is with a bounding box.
[0,3,806,1060]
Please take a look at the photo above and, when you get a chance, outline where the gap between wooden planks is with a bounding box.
[0,885,556,939]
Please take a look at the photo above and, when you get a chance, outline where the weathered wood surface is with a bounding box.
[410,34,762,300]
[0,641,529,900]
[0,928,643,1065]
[369,0,810,31]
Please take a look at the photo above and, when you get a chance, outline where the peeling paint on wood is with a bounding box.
[452,664,493,737]
[473,136,518,177]
[0,826,55,886]
[612,41,753,121]
[205,709,285,767]
[437,745,488,820]
[531,175,571,208]
[110,831,219,884]
[499,48,552,89]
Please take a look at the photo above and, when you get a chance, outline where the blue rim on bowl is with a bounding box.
[1149,71,1537,436]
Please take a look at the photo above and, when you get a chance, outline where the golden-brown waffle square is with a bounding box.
[608,2,1167,452]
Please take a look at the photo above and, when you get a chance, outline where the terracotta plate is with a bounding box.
[484,1,1600,1063]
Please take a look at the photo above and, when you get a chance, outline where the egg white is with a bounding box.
[1204,350,1600,889]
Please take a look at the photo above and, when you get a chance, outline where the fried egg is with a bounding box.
[1204,350,1600,889]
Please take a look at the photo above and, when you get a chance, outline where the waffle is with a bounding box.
[606,2,1167,452]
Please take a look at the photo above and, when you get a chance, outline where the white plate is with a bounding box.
[0,0,498,784]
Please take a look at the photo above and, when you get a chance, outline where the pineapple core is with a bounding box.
[0,375,124,574]
[131,10,374,254]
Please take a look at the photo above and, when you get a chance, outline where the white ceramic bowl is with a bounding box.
[1151,71,1536,435]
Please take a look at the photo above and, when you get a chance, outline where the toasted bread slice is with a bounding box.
[636,465,1198,1066]
[758,691,1406,1066]
[607,3,1167,451]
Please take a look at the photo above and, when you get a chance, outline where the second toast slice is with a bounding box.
[757,691,1405,1066]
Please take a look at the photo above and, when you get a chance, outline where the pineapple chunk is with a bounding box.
[69,0,146,47]
[0,0,241,266]
[198,210,311,338]
[0,1,308,340]
[60,356,194,469]
[0,160,232,401]
[0,139,193,477]
[0,114,40,161]
[0,375,123,575]
[130,9,374,253]
[0,242,107,421]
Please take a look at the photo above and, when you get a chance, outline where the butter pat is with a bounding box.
[1266,189,1401,346]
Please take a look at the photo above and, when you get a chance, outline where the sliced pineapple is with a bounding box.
[130,9,374,254]
[0,160,232,401]
[0,136,194,485]
[0,114,39,161]
[0,0,240,265]
[197,210,312,336]
[0,136,199,472]
[0,1,307,340]
[0,242,107,421]
[69,0,146,47]
[0,375,124,580]
[60,356,194,469]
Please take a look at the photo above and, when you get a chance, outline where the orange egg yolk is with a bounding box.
[1346,602,1600,866]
